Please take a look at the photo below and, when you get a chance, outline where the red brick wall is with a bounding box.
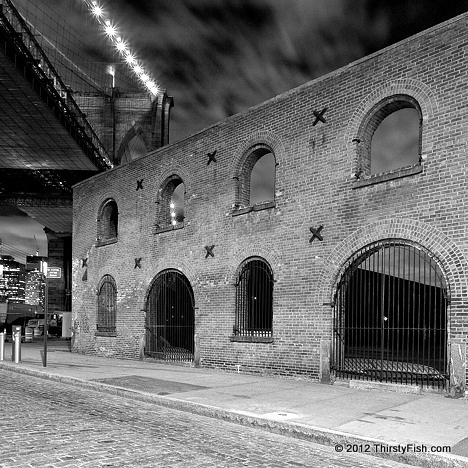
[72,14,468,385]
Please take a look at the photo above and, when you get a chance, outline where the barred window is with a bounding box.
[234,257,273,338]
[98,199,118,242]
[97,274,117,333]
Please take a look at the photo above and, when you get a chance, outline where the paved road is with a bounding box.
[0,370,415,468]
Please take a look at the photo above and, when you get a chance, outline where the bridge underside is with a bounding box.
[0,1,171,315]
[0,27,102,232]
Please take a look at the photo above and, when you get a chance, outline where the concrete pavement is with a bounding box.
[1,338,467,468]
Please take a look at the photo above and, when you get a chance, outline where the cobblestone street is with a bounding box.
[0,370,416,468]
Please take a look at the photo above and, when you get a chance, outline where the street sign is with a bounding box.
[47,267,62,279]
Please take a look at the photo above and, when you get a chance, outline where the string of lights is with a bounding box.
[81,0,160,96]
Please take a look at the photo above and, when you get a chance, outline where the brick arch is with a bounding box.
[156,166,192,198]
[154,167,191,227]
[140,259,200,310]
[116,124,148,165]
[319,218,468,306]
[344,78,438,153]
[231,131,284,208]
[232,130,285,176]
[227,244,283,285]
[96,197,119,242]
[95,189,123,220]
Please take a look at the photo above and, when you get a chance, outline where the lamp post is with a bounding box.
[41,259,48,367]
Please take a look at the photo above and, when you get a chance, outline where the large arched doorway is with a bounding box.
[331,240,448,388]
[145,270,195,362]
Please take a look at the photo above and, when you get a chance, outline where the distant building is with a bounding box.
[25,270,45,310]
[24,255,47,311]
[0,255,25,303]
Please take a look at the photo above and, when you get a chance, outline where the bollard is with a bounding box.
[11,325,21,364]
[0,330,4,361]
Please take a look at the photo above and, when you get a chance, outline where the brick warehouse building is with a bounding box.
[72,13,468,395]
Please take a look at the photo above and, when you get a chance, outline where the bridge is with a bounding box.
[0,0,172,313]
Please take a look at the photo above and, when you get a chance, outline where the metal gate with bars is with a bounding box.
[234,257,274,338]
[331,240,448,388]
[145,270,194,362]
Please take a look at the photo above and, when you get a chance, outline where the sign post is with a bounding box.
[40,260,48,367]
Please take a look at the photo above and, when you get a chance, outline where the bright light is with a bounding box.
[171,220,177,226]
[116,38,126,52]
[125,54,136,64]
[170,203,175,209]
[105,22,116,37]
[171,212,176,218]
[83,0,160,96]
[91,2,103,17]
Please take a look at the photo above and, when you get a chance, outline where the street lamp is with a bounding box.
[40,259,48,367]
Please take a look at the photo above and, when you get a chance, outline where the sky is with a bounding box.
[2,0,468,263]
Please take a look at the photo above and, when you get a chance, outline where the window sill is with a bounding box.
[230,335,274,343]
[154,222,185,234]
[232,201,276,217]
[353,164,422,189]
[95,330,117,337]
[96,237,118,247]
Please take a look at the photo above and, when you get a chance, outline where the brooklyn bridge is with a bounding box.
[0,0,172,313]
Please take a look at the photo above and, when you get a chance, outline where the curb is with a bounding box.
[1,362,467,468]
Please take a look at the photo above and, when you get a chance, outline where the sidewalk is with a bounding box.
[1,338,467,468]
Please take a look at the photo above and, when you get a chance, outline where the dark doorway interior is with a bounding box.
[145,270,194,362]
[332,241,448,388]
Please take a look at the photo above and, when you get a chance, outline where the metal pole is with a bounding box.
[0,330,4,361]
[43,266,48,367]
[14,329,20,363]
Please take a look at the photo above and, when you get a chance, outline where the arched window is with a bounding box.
[97,274,117,333]
[156,175,185,230]
[236,146,276,209]
[234,257,273,338]
[357,95,422,177]
[97,199,118,243]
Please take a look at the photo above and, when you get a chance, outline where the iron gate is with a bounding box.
[331,240,448,388]
[145,270,194,362]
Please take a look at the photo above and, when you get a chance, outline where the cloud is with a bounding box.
[0,209,48,263]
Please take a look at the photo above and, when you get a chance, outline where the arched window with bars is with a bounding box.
[233,257,274,339]
[97,274,117,334]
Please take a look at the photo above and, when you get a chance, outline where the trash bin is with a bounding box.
[25,326,33,343]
